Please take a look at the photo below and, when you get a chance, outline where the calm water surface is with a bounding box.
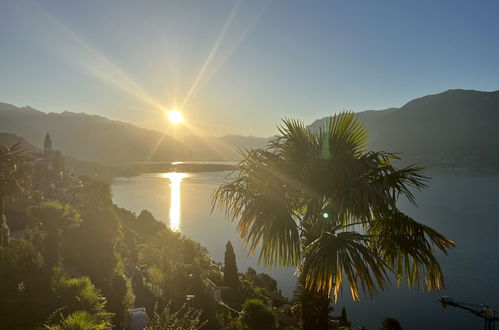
[112,170,499,329]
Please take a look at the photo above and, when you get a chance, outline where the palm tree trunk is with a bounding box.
[299,272,331,330]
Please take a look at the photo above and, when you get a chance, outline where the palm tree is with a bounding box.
[212,113,454,329]
[44,310,109,330]
[0,143,31,247]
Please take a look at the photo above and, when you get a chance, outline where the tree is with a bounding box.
[378,317,402,330]
[0,239,48,329]
[245,267,257,282]
[212,113,454,329]
[133,209,165,238]
[255,273,277,292]
[224,241,240,289]
[240,299,277,330]
[69,178,128,327]
[146,301,206,330]
[0,143,31,247]
[28,202,80,266]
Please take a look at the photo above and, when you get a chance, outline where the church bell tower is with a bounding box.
[44,133,52,156]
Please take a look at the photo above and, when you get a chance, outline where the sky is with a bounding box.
[1,0,499,137]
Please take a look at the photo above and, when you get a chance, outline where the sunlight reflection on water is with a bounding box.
[162,172,188,231]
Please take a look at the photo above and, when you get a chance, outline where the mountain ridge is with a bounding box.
[0,102,267,164]
[309,89,499,169]
[3,88,499,168]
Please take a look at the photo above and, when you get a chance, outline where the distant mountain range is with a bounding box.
[2,89,499,169]
[0,102,267,164]
[310,89,499,169]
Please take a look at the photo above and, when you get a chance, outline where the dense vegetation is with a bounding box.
[0,142,301,329]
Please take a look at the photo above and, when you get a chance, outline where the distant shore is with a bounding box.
[132,162,237,174]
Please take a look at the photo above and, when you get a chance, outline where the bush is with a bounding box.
[240,299,277,330]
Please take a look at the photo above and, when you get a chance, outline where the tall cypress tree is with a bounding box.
[223,241,240,288]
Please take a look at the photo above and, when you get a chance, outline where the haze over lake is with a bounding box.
[112,169,499,330]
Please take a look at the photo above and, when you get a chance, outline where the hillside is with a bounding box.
[309,89,499,169]
[0,103,267,164]
[0,132,38,153]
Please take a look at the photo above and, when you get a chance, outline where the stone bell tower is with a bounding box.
[44,133,52,156]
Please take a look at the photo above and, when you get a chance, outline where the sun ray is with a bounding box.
[33,2,167,114]
[180,0,243,109]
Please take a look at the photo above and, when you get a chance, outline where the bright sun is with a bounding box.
[167,110,183,124]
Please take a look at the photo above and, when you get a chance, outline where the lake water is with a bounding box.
[112,170,499,329]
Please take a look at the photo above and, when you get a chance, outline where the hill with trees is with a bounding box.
[0,142,299,329]
[309,89,499,169]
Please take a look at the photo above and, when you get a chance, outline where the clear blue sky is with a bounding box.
[1,0,499,136]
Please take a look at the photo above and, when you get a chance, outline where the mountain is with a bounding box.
[0,103,267,164]
[309,89,499,169]
[0,132,38,153]
[4,89,498,168]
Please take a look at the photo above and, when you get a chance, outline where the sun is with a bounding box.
[167,110,183,124]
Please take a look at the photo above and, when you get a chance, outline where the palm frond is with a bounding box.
[368,210,454,290]
[212,150,301,267]
[301,231,389,302]
[44,310,107,330]
[325,112,368,158]
[0,143,31,196]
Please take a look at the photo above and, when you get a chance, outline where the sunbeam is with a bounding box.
[180,0,243,109]
[32,2,167,114]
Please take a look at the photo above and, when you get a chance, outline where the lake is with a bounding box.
[112,170,499,329]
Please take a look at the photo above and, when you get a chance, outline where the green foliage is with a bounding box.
[0,238,49,328]
[74,178,113,210]
[224,241,240,289]
[254,273,277,292]
[146,301,207,330]
[65,179,122,281]
[67,178,130,327]
[50,268,113,326]
[378,317,402,330]
[240,299,277,330]
[140,229,213,291]
[0,239,44,294]
[0,142,31,199]
[0,214,10,247]
[0,143,31,246]
[44,310,110,330]
[234,267,283,312]
[28,201,80,266]
[245,267,257,282]
[135,210,165,237]
[139,229,222,329]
